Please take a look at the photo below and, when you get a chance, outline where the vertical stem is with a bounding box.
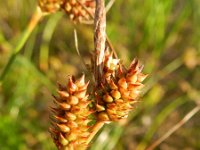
[85,0,106,146]
[0,7,43,82]
[94,0,106,86]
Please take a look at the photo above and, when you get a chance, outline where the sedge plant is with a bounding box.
[40,0,147,149]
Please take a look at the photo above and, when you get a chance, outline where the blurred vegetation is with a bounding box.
[0,0,200,150]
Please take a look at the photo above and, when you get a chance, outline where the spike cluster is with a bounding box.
[38,0,95,22]
[96,52,147,122]
[62,0,95,22]
[49,75,93,149]
[38,0,64,13]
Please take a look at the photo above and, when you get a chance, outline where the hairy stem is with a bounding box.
[94,0,106,86]
[77,0,117,58]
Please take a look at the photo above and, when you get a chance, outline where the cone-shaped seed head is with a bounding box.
[50,75,94,149]
[95,51,147,122]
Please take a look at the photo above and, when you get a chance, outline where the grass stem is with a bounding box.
[0,7,43,82]
[146,104,200,150]
[86,121,105,145]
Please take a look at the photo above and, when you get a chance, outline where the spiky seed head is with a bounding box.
[95,51,147,122]
[50,75,94,149]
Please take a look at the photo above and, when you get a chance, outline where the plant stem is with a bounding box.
[146,104,200,150]
[77,0,117,59]
[94,0,106,86]
[85,0,106,146]
[86,121,105,145]
[0,7,43,82]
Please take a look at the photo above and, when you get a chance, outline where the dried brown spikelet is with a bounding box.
[38,0,64,13]
[96,52,147,122]
[50,75,94,149]
[62,0,95,22]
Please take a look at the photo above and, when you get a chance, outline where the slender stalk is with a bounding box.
[86,0,106,146]
[0,7,43,81]
[146,104,200,150]
[86,121,105,145]
[77,0,117,58]
[94,0,106,85]
[39,13,62,71]
[105,0,116,13]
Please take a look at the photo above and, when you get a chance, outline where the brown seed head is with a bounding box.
[62,0,95,22]
[38,0,63,13]
[95,51,147,122]
[50,75,94,149]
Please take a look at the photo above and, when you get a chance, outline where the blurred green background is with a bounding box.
[0,0,200,150]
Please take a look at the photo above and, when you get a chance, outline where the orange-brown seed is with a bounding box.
[57,124,70,133]
[74,90,86,99]
[103,93,114,103]
[126,74,137,83]
[65,112,77,121]
[109,80,118,90]
[98,112,110,121]
[67,132,77,141]
[96,104,105,112]
[67,121,78,128]
[57,90,69,98]
[118,77,128,89]
[110,90,121,99]
[58,102,71,110]
[68,96,79,105]
[129,90,140,99]
[59,133,69,146]
[75,75,85,88]
[137,73,148,82]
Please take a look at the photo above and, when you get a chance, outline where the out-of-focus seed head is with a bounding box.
[38,0,63,13]
[63,0,95,22]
